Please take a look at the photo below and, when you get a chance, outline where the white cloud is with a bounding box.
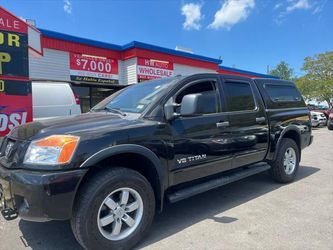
[63,0,72,14]
[274,0,317,24]
[208,0,255,30]
[181,3,203,30]
[286,0,311,12]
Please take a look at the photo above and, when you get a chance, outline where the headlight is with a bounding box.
[24,135,80,165]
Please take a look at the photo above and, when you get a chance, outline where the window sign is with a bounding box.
[137,57,174,81]
[70,53,119,84]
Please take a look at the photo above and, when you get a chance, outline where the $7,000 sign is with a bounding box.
[70,53,119,81]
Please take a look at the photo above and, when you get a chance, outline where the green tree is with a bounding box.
[296,51,333,108]
[270,61,294,80]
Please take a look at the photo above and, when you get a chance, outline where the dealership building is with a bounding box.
[27,28,275,112]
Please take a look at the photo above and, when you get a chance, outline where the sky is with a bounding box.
[1,0,332,76]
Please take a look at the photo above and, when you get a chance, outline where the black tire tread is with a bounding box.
[71,167,155,250]
[270,138,299,183]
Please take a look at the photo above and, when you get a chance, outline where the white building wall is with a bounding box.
[119,58,137,85]
[29,49,70,81]
[173,64,216,76]
[29,50,216,84]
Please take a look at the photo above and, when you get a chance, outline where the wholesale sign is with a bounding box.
[137,57,174,81]
[0,7,32,137]
[70,53,119,84]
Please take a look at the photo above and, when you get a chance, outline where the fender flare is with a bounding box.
[80,144,167,210]
[272,125,301,161]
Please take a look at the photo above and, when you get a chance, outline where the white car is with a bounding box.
[32,81,82,120]
[311,111,327,127]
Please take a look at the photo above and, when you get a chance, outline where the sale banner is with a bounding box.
[0,79,32,135]
[0,7,32,137]
[70,53,119,84]
[137,57,174,81]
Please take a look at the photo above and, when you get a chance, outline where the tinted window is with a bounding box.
[224,82,255,112]
[264,84,302,102]
[176,80,220,114]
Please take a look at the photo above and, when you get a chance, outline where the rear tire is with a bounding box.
[328,122,333,130]
[270,138,300,183]
[71,167,155,250]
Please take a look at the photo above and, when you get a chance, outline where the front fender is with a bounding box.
[80,144,167,211]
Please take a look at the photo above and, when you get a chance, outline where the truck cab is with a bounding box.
[0,74,312,250]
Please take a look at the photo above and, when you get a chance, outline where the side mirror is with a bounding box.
[180,94,200,116]
[164,99,180,121]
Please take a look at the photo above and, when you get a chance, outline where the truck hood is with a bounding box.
[9,112,144,141]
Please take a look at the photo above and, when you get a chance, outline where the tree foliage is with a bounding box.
[295,51,333,108]
[270,61,294,80]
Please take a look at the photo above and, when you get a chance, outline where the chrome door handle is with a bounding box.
[256,117,266,123]
[216,121,230,128]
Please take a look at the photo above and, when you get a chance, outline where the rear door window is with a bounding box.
[264,84,302,102]
[224,81,256,112]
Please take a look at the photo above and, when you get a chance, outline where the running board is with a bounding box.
[167,162,271,203]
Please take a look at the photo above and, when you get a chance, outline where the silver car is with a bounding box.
[311,111,327,127]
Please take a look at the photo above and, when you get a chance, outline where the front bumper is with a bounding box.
[318,119,327,125]
[0,165,87,222]
[311,120,319,127]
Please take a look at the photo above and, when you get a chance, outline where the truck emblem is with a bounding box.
[177,154,207,165]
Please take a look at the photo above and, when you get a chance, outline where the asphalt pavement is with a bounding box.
[0,128,332,250]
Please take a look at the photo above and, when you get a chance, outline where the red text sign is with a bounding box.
[70,53,119,83]
[0,7,27,33]
[137,57,174,80]
[0,7,31,137]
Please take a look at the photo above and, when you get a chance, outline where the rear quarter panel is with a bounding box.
[254,79,312,160]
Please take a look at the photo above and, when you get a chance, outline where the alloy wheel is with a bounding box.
[97,187,143,241]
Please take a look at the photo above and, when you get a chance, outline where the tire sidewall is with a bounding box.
[271,138,300,183]
[80,171,155,250]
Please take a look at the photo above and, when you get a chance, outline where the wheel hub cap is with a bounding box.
[97,187,143,241]
[114,207,125,219]
[283,147,296,175]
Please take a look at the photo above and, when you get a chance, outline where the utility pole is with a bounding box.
[267,65,270,74]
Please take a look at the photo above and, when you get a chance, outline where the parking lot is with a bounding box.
[0,128,332,250]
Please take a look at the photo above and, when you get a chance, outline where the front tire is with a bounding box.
[71,167,155,250]
[270,138,300,183]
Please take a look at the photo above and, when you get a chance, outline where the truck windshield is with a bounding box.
[92,77,180,114]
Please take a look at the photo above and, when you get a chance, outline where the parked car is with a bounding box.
[308,104,331,120]
[0,74,312,250]
[310,111,327,127]
[327,111,333,130]
[32,81,81,120]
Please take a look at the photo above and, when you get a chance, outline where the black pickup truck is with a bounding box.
[0,74,312,250]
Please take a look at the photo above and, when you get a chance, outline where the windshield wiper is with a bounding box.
[93,107,126,116]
